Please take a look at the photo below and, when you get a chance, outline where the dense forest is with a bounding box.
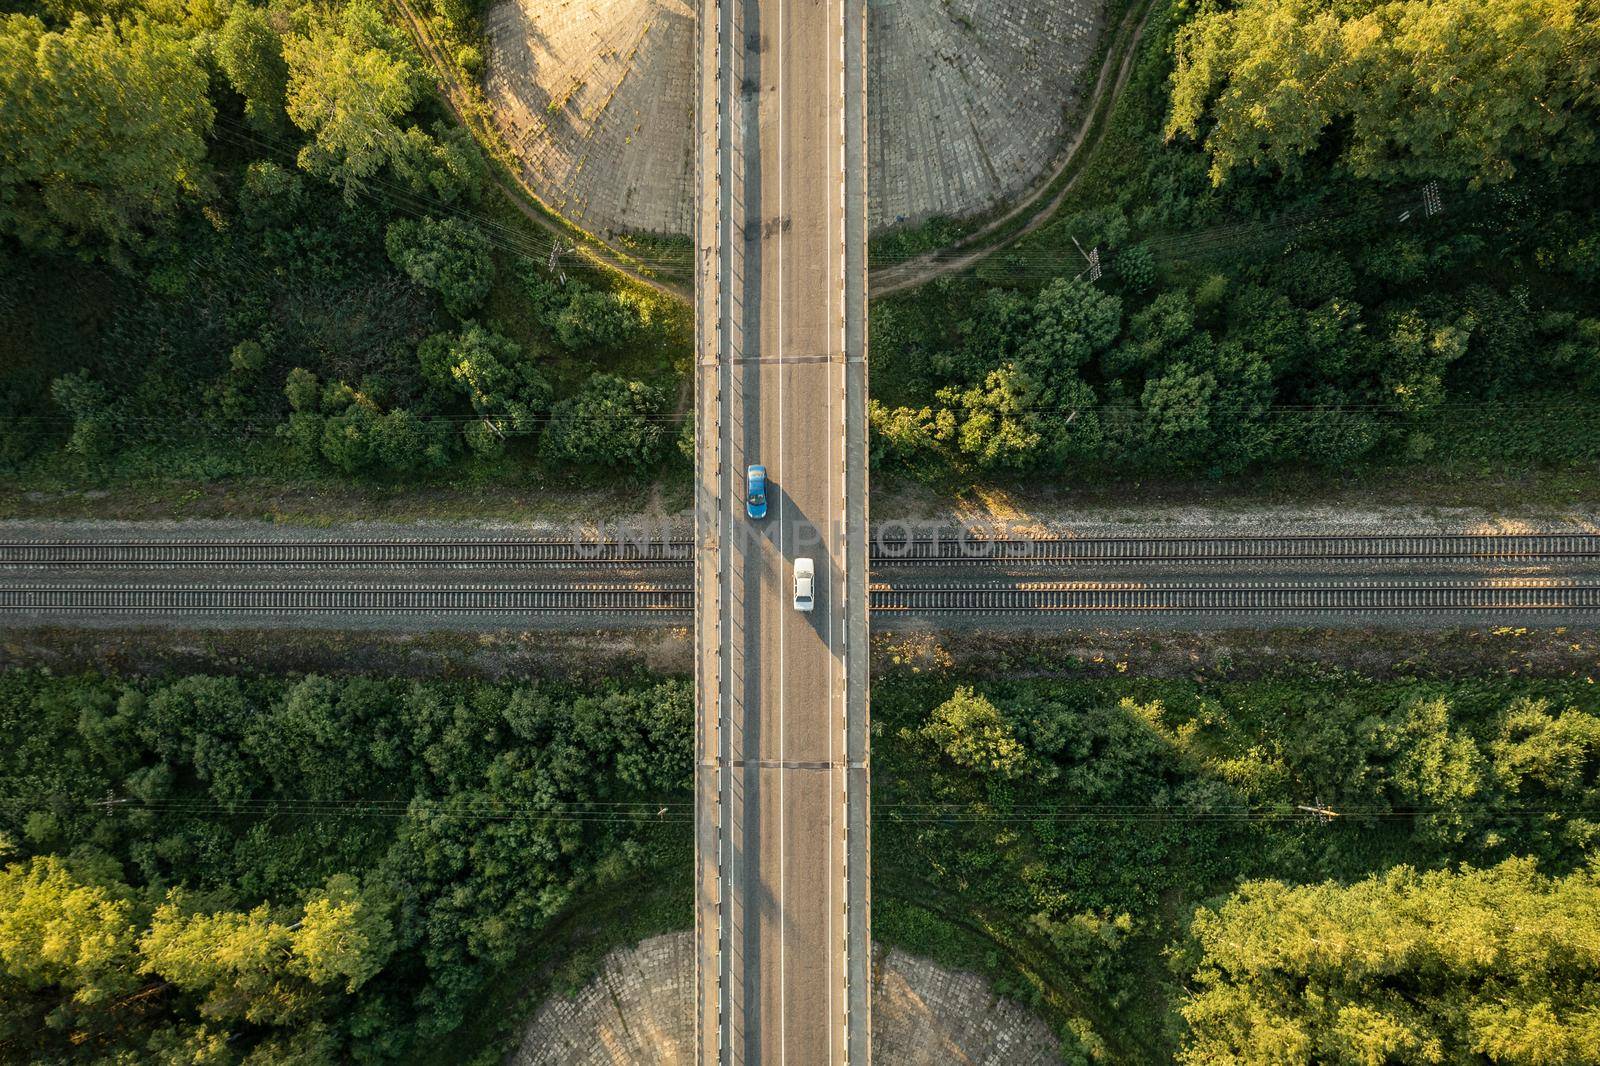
[873,672,1600,1062]
[4,666,1598,1062]
[0,669,693,1064]
[868,0,1600,483]
[0,0,688,489]
[4,0,1597,498]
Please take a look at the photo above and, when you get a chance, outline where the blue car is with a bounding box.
[746,465,768,519]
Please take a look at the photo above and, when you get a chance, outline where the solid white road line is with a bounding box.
[776,0,786,1057]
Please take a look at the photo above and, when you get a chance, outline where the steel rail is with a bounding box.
[0,540,694,567]
[4,580,1600,617]
[0,583,692,614]
[869,580,1600,613]
[871,533,1600,565]
[2,533,1599,568]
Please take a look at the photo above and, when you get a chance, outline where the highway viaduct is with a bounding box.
[693,0,871,1061]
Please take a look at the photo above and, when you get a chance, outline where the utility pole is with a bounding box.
[546,239,572,284]
[1296,801,1340,824]
[1071,235,1102,283]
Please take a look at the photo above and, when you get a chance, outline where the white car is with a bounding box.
[793,557,815,612]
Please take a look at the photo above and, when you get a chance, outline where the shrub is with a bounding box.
[385,217,493,317]
[539,374,666,473]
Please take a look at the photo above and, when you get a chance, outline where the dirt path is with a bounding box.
[386,0,691,301]
[867,0,1157,298]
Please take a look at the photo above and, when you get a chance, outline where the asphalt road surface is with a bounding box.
[695,0,871,1061]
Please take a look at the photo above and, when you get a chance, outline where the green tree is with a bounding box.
[524,270,649,351]
[138,676,255,805]
[1383,308,1472,417]
[1179,858,1600,1065]
[391,122,486,204]
[283,368,321,413]
[230,340,267,375]
[1285,388,1385,468]
[432,0,478,35]
[1104,290,1195,380]
[139,895,307,1025]
[945,367,1105,473]
[1378,695,1489,845]
[1207,342,1277,473]
[236,160,307,231]
[280,368,449,474]
[553,289,643,351]
[1018,276,1123,379]
[0,855,145,1050]
[247,676,378,798]
[942,368,1043,471]
[868,400,955,473]
[137,885,387,1027]
[215,4,287,133]
[0,855,140,1004]
[419,324,550,457]
[282,2,421,197]
[373,407,455,470]
[1490,697,1600,798]
[1272,249,1357,309]
[1226,285,1307,377]
[49,372,117,459]
[0,669,698,1062]
[1126,328,1273,470]
[539,374,666,472]
[1456,284,1539,398]
[939,287,1034,384]
[1115,243,1157,293]
[318,402,382,474]
[386,217,494,317]
[286,875,394,993]
[919,686,1028,779]
[1139,358,1217,464]
[1296,297,1370,383]
[0,13,213,251]
[1167,0,1600,186]
[279,370,325,463]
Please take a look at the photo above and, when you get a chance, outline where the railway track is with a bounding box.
[873,532,1600,565]
[0,540,694,567]
[1,533,1597,568]
[2,580,1598,619]
[870,580,1600,614]
[0,584,692,614]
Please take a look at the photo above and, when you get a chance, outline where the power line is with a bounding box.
[867,184,1449,286]
[877,803,1600,824]
[211,121,573,273]
[0,794,694,825]
[212,115,560,261]
[217,81,1447,288]
[7,794,1597,827]
[0,412,695,427]
[10,397,1599,430]
[212,116,686,277]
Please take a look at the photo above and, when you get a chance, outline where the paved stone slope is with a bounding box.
[484,0,1103,237]
[510,932,1060,1064]
[484,0,698,237]
[866,0,1100,231]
